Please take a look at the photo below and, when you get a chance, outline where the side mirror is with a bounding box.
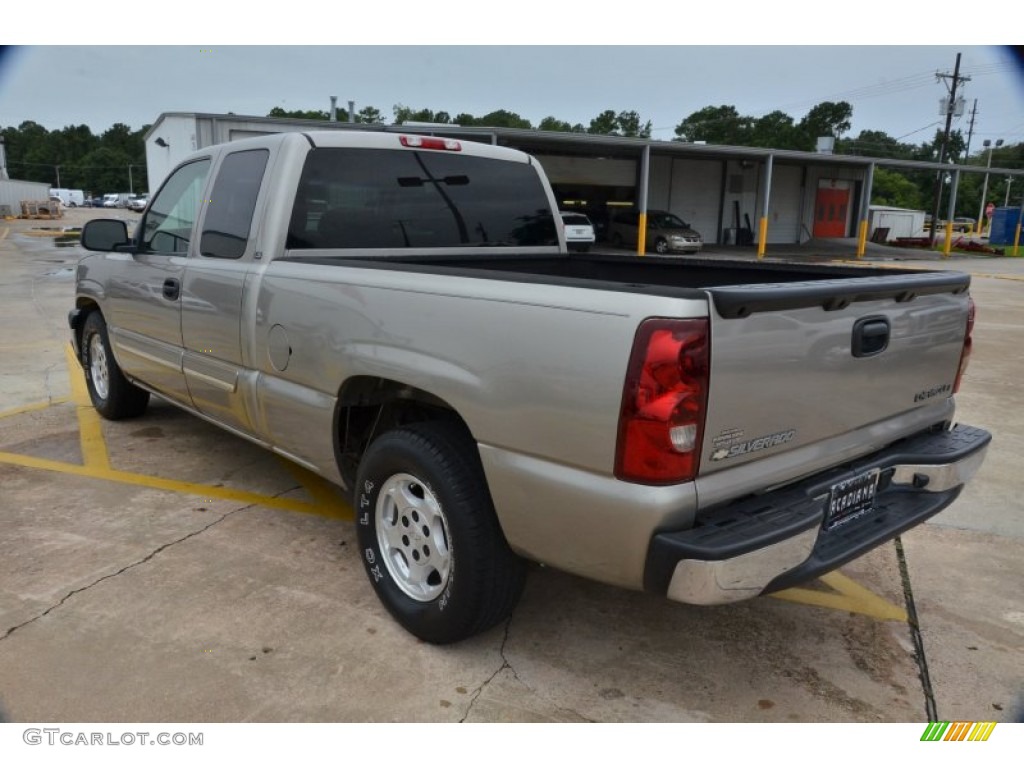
[81,219,131,252]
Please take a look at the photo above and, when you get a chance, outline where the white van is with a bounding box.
[49,188,85,208]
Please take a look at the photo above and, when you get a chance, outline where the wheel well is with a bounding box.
[72,299,101,353]
[334,376,469,490]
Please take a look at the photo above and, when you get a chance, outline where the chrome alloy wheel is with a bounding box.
[88,333,110,400]
[375,473,452,602]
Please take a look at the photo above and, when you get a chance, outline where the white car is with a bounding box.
[128,195,149,212]
[560,211,596,252]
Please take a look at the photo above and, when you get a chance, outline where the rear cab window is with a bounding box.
[200,149,270,259]
[287,148,558,249]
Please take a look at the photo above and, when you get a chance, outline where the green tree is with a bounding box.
[616,110,652,138]
[750,111,798,149]
[797,101,853,147]
[267,107,331,121]
[838,129,915,159]
[537,116,584,133]
[870,168,924,209]
[588,110,619,135]
[674,105,753,145]
[76,146,135,193]
[393,105,449,124]
[476,110,532,129]
[356,106,384,124]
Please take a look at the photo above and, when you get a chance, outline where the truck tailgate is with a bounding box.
[700,272,971,476]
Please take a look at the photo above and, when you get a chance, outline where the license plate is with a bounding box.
[824,469,880,530]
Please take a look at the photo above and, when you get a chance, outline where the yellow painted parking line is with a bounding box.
[770,571,908,621]
[0,449,337,517]
[0,397,71,421]
[0,344,352,521]
[281,460,353,521]
[65,344,110,469]
[0,227,9,240]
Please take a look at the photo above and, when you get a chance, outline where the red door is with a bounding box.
[813,187,850,238]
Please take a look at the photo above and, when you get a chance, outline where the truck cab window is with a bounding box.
[287,148,557,249]
[200,149,269,259]
[140,159,211,254]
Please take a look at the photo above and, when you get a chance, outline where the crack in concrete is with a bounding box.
[460,617,514,723]
[0,502,256,643]
[894,535,939,721]
[459,611,594,723]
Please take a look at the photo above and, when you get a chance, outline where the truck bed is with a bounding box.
[283,251,970,317]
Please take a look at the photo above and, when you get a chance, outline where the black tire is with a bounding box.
[355,421,526,644]
[81,311,150,420]
[654,237,669,254]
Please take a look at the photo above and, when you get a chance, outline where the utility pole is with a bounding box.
[929,52,971,247]
[964,99,978,162]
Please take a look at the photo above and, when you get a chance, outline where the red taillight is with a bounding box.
[399,135,462,151]
[615,318,710,484]
[953,297,975,393]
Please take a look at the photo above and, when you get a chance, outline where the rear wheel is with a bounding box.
[81,312,150,420]
[355,421,526,644]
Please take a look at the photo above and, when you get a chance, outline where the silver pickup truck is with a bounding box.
[70,131,990,643]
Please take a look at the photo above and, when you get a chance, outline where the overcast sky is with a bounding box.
[2,43,1022,151]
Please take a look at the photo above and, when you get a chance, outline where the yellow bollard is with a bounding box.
[757,217,768,260]
[942,222,954,258]
[637,211,647,256]
[856,220,869,259]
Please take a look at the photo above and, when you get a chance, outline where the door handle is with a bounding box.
[852,316,890,358]
[162,278,180,301]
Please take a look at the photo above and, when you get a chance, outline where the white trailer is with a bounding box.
[868,205,927,241]
[49,188,85,207]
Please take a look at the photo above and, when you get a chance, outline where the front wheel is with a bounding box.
[81,311,150,420]
[355,422,526,644]
[655,237,669,254]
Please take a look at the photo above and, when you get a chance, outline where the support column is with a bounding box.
[856,163,875,259]
[637,145,650,256]
[943,170,960,259]
[757,154,773,260]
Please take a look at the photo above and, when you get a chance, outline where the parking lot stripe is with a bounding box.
[0,397,71,421]
[281,460,353,521]
[65,344,110,469]
[0,449,332,516]
[770,571,908,621]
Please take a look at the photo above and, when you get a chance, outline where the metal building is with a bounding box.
[145,112,1024,257]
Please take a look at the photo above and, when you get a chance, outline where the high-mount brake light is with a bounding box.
[399,135,462,151]
[615,318,710,485]
[953,297,975,393]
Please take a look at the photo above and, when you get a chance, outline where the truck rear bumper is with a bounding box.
[644,423,991,605]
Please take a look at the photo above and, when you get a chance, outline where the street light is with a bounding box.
[1006,176,1014,208]
[976,138,1004,235]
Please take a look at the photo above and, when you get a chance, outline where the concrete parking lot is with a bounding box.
[0,209,1021,722]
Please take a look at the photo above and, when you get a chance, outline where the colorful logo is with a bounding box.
[921,722,997,742]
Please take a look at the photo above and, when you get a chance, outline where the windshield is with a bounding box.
[650,212,689,229]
